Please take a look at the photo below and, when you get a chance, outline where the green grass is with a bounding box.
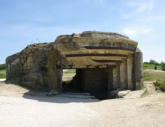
[0,69,6,79]
[143,63,161,70]
[155,80,165,91]
[0,64,6,70]
[143,69,165,81]
[63,69,76,74]
[143,69,165,92]
[0,64,6,79]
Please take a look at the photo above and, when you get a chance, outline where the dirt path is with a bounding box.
[144,81,157,94]
[0,82,165,127]
[88,94,165,127]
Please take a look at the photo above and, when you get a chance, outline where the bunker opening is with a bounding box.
[62,69,76,92]
[61,67,116,99]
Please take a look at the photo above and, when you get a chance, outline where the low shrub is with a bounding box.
[154,80,165,91]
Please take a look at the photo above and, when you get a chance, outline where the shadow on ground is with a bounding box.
[23,90,99,103]
[0,81,98,103]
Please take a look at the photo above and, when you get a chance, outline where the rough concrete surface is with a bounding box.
[0,82,165,127]
[6,31,142,94]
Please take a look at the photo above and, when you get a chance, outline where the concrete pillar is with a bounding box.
[127,55,133,90]
[107,67,113,91]
[120,59,128,89]
[134,48,143,90]
[112,65,120,89]
[47,50,63,93]
[56,69,63,92]
[48,68,63,93]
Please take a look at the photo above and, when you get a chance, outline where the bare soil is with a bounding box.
[0,81,165,127]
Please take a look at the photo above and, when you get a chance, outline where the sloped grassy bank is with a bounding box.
[0,64,6,79]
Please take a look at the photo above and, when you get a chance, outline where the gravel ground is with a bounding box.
[0,82,165,127]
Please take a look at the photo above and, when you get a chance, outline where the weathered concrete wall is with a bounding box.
[6,43,64,92]
[107,67,113,91]
[112,65,120,89]
[127,55,133,90]
[6,31,143,96]
[6,53,21,82]
[120,59,128,89]
[80,69,109,99]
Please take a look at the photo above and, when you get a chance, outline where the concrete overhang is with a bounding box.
[55,31,138,68]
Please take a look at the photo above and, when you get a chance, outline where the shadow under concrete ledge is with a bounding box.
[23,91,99,103]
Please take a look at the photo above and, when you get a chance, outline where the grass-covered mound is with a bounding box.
[143,69,165,92]
[143,69,165,81]
[0,64,6,79]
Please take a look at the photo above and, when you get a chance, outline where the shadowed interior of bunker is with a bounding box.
[62,67,115,99]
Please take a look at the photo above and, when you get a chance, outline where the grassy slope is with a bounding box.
[143,69,165,91]
[0,69,6,79]
[143,63,161,70]
[143,69,165,81]
[143,63,165,89]
[0,64,6,79]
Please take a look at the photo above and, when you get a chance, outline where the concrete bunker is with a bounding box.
[6,31,143,99]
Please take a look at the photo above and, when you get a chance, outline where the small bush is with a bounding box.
[149,60,159,65]
[154,80,165,91]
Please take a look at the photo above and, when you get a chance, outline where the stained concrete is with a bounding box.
[6,31,143,99]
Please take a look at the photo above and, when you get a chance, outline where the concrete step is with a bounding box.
[64,92,91,96]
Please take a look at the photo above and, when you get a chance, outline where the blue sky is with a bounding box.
[0,0,165,64]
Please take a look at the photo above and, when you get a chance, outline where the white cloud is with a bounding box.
[122,27,153,37]
[136,0,154,13]
[122,0,155,19]
[122,28,136,36]
[126,0,154,13]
